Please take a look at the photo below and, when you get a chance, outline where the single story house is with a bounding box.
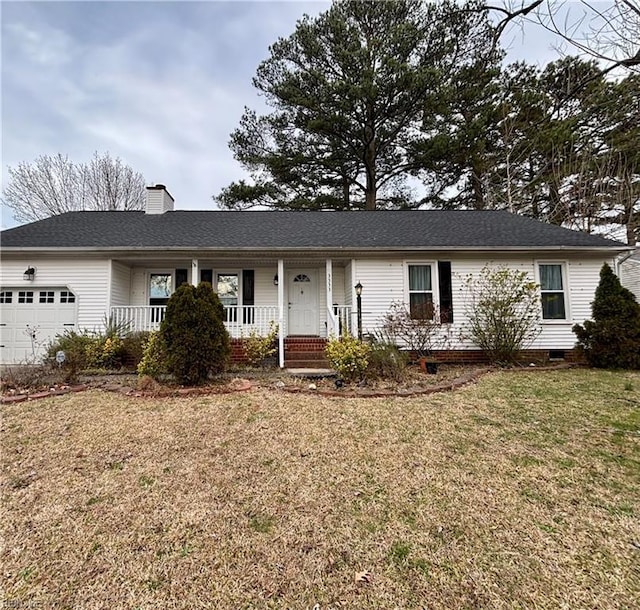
[0,184,631,366]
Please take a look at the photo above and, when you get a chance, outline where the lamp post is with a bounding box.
[355,282,363,340]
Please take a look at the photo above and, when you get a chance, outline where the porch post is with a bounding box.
[326,258,334,336]
[191,259,199,286]
[278,259,285,368]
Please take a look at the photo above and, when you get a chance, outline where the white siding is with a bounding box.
[348,254,614,351]
[0,258,110,332]
[110,261,131,307]
[343,262,353,307]
[332,266,345,304]
[620,259,640,301]
[254,267,279,307]
[353,259,404,334]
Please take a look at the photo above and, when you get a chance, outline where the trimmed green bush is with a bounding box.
[160,282,230,385]
[325,333,371,383]
[137,331,167,379]
[573,263,640,369]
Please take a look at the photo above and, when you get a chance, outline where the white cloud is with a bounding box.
[0,0,590,229]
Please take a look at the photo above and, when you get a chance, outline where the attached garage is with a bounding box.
[0,287,77,364]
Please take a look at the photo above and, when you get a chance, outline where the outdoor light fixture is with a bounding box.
[273,274,279,286]
[355,282,363,339]
[23,267,36,281]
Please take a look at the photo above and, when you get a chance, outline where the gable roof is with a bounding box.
[0,209,628,251]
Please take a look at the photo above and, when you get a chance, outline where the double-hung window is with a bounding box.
[408,264,434,319]
[539,263,567,320]
[217,273,239,323]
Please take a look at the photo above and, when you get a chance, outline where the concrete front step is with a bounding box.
[285,359,331,368]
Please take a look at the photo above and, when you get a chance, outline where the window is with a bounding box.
[39,291,55,304]
[0,291,12,304]
[18,291,34,304]
[539,264,567,320]
[217,273,239,322]
[60,290,76,303]
[149,273,172,323]
[408,264,434,319]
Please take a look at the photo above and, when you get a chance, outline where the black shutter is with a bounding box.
[438,261,453,323]
[175,268,188,287]
[200,269,213,285]
[243,270,255,324]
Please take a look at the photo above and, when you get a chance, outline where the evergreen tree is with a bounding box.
[161,282,230,385]
[573,263,640,369]
[216,0,500,211]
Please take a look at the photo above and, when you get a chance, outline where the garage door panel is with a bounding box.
[0,287,78,364]
[34,308,61,324]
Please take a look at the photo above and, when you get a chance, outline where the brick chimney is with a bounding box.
[145,184,174,214]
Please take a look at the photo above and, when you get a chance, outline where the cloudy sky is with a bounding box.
[2,0,578,229]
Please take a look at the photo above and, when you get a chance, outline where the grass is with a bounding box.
[1,368,639,609]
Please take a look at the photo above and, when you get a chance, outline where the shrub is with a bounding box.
[120,331,150,368]
[46,330,95,381]
[137,331,168,379]
[243,322,279,367]
[160,282,230,385]
[461,265,541,365]
[325,333,371,382]
[573,263,640,369]
[84,335,125,369]
[378,301,449,360]
[366,341,409,381]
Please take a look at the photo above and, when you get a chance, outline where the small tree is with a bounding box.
[160,282,230,385]
[573,263,640,369]
[377,301,449,360]
[461,265,541,365]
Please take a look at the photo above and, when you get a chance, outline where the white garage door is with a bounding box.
[0,287,77,364]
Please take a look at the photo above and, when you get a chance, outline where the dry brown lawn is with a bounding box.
[1,369,639,609]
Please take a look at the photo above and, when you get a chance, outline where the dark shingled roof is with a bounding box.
[0,209,627,250]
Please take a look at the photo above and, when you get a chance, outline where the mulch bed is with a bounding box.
[1,362,574,404]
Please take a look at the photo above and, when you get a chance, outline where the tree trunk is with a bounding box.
[471,164,485,210]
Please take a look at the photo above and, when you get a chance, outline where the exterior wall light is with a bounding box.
[273,274,279,286]
[23,267,36,281]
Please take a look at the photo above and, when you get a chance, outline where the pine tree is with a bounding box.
[573,263,640,369]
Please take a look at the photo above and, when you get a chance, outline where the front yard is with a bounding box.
[1,369,639,609]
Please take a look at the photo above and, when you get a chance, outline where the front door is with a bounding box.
[288,270,318,335]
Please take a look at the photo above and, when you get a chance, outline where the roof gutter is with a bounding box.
[0,245,633,254]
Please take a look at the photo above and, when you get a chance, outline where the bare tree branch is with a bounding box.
[2,152,146,223]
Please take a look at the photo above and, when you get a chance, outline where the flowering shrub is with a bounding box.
[325,333,371,382]
[243,322,279,367]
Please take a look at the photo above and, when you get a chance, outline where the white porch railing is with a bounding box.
[110,305,279,338]
[331,305,353,336]
[111,306,167,332]
[223,306,279,338]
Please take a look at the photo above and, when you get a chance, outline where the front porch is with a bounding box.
[110,304,353,338]
[108,256,357,367]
